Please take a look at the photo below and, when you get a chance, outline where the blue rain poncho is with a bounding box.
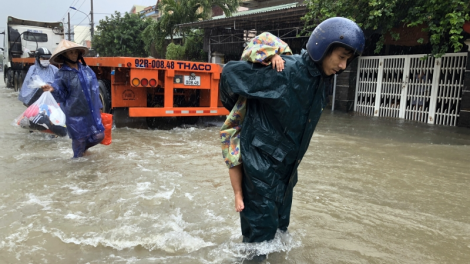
[18,61,59,106]
[51,63,104,140]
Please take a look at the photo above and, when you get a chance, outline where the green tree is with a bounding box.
[184,30,207,61]
[197,0,240,18]
[93,11,153,57]
[301,0,470,56]
[143,0,240,58]
[166,43,186,60]
[157,0,202,43]
[142,20,167,58]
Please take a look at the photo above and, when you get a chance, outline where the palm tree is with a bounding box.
[158,0,240,42]
[199,0,240,17]
[142,0,240,57]
[158,0,205,42]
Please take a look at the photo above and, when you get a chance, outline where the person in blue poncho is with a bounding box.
[41,39,104,158]
[18,47,58,106]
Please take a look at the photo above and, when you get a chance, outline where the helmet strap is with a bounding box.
[61,54,78,65]
[60,52,87,67]
[36,57,48,69]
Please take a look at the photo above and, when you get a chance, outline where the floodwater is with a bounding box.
[1,72,470,263]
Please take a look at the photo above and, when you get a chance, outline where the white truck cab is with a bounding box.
[2,16,64,90]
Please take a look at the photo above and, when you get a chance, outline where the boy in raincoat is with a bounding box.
[220,32,292,213]
[42,40,104,158]
[219,17,365,243]
[18,47,58,106]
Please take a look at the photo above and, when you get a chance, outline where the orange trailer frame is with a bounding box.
[12,56,229,118]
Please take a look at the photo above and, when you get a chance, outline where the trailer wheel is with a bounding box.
[13,71,20,92]
[3,69,6,86]
[18,71,26,92]
[5,69,13,88]
[98,80,111,113]
[146,117,180,130]
[179,116,199,125]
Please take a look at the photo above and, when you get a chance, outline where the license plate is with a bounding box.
[183,75,200,86]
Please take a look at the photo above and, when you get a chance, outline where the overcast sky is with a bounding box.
[1,0,158,46]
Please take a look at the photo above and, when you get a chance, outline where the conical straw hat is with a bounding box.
[50,39,89,64]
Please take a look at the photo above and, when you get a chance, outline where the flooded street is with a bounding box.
[1,72,470,263]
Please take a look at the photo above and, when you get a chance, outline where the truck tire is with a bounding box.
[14,71,19,92]
[5,69,13,88]
[98,80,111,113]
[18,71,26,92]
[146,117,179,130]
[2,70,6,87]
[179,116,199,125]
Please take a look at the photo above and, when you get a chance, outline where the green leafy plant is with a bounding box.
[183,30,207,61]
[301,0,470,56]
[93,12,153,57]
[143,0,239,58]
[166,42,186,60]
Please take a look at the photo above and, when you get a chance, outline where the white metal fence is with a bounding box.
[354,53,467,126]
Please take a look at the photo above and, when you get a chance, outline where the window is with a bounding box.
[23,32,48,42]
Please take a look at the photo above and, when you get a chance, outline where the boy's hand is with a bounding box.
[41,84,54,92]
[261,54,285,72]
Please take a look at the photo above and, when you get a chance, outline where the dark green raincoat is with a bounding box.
[220,51,330,242]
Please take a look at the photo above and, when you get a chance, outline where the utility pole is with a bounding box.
[90,0,94,40]
[68,12,71,41]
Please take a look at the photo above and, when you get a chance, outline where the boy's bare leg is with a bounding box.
[229,165,244,212]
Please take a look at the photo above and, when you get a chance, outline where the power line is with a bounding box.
[60,0,80,21]
[70,0,88,20]
[66,14,89,42]
[73,15,92,43]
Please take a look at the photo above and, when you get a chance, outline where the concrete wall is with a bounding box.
[73,25,91,46]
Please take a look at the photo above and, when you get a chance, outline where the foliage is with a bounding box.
[166,43,186,60]
[163,30,207,61]
[195,0,240,18]
[143,0,239,57]
[93,11,153,57]
[142,20,167,57]
[301,0,470,56]
[157,0,204,43]
[183,30,207,61]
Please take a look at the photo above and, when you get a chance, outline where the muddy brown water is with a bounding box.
[1,73,469,263]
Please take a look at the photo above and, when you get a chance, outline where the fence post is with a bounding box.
[428,58,442,124]
[457,41,470,127]
[373,58,384,116]
[399,57,411,118]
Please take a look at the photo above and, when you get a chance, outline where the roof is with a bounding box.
[178,3,307,29]
[210,3,299,20]
[7,16,63,30]
[130,5,147,14]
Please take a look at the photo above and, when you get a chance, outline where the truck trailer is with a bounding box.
[10,55,229,126]
[3,16,228,126]
[81,56,229,127]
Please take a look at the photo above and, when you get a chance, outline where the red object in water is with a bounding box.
[23,104,39,118]
[463,21,470,34]
[100,113,113,145]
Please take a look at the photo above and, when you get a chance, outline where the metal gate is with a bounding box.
[354,53,467,126]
